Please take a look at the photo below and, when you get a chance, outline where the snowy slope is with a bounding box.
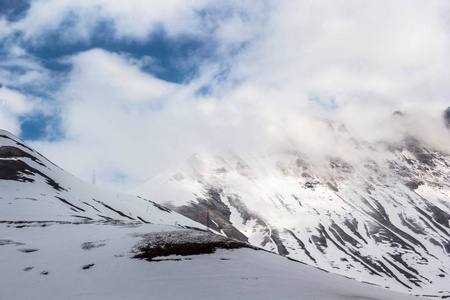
[0,221,423,300]
[134,128,450,297]
[0,129,199,227]
[0,129,424,300]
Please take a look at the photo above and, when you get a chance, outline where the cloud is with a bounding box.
[227,0,450,103]
[0,86,38,134]
[66,49,177,103]
[1,0,450,191]
[212,0,450,144]
[31,48,281,190]
[30,49,184,189]
[2,0,268,45]
[0,41,56,92]
[0,41,61,137]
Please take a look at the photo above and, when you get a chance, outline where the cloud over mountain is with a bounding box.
[1,0,450,189]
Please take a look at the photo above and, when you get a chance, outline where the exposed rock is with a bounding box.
[444,107,450,128]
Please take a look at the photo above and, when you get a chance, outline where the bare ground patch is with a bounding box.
[0,239,25,246]
[82,263,95,270]
[19,248,39,253]
[131,230,257,261]
[81,241,106,250]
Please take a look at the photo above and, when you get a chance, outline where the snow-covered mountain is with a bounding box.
[0,129,199,226]
[134,115,450,297]
[0,129,423,299]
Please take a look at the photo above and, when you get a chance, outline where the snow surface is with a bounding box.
[0,222,423,300]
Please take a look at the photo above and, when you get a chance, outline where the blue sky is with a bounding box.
[1,0,450,190]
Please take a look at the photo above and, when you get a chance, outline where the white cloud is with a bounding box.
[212,0,450,143]
[31,49,185,189]
[0,86,38,135]
[228,0,450,101]
[6,0,214,43]
[31,48,276,190]
[0,44,53,89]
[2,0,449,190]
[66,49,177,103]
[0,87,32,113]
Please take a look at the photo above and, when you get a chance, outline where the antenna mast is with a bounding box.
[206,208,210,231]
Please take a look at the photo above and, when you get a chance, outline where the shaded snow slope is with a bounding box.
[0,221,423,300]
[134,133,450,297]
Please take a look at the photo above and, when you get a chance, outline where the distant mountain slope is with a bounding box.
[134,123,450,297]
[0,129,198,227]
